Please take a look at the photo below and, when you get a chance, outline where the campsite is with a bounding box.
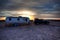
[0,17,60,40]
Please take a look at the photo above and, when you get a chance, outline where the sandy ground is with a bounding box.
[0,25,60,40]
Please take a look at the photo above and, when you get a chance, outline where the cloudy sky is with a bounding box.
[0,0,60,18]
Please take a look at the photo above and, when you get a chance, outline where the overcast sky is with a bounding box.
[0,0,60,18]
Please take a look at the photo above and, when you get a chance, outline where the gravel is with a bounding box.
[0,25,60,40]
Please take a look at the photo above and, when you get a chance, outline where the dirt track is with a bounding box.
[0,25,60,40]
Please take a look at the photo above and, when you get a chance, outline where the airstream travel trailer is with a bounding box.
[5,16,30,26]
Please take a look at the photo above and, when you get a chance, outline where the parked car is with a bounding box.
[34,18,49,25]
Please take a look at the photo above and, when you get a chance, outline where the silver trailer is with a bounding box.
[5,16,30,26]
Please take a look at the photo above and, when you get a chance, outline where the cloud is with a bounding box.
[0,0,60,11]
[0,0,60,18]
[0,0,49,10]
[0,0,8,10]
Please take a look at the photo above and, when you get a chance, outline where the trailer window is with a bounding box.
[17,18,20,20]
[25,18,27,21]
[9,18,11,21]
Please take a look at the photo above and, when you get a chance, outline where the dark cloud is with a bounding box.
[52,0,60,11]
[0,0,60,11]
[0,0,23,10]
[0,0,49,10]
[0,0,60,18]
[0,0,9,10]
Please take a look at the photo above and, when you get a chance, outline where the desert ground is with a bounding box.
[0,21,60,40]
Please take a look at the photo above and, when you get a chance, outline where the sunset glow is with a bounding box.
[17,10,36,20]
[20,15,35,20]
[0,17,6,20]
[17,10,36,15]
